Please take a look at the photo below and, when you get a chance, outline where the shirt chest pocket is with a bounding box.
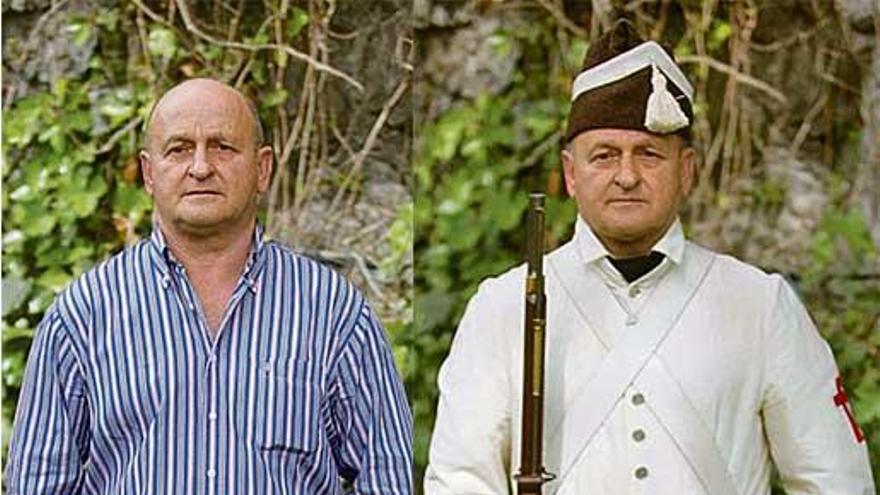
[235,358,321,454]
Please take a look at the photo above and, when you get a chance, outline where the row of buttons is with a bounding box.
[631,392,648,480]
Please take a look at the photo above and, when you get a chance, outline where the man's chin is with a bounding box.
[596,220,664,244]
[172,215,230,235]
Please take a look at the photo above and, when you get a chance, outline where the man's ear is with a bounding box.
[680,146,695,196]
[140,150,154,196]
[562,147,577,198]
[256,145,274,194]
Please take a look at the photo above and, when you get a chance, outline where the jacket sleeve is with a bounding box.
[761,276,875,494]
[425,279,514,495]
[5,309,90,494]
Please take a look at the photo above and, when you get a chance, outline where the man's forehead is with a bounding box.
[149,93,252,142]
[149,79,251,125]
[153,95,246,125]
[573,128,677,149]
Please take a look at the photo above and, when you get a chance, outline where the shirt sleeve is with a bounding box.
[5,309,90,494]
[424,279,513,494]
[761,276,875,494]
[328,299,413,494]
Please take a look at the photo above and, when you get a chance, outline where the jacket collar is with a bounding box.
[574,215,685,266]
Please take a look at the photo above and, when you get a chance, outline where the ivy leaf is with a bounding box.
[148,27,178,60]
[414,290,455,333]
[287,8,309,39]
[13,201,56,237]
[263,88,289,108]
[36,268,72,294]
[1,278,31,317]
[708,20,732,51]
[66,21,93,47]
[66,175,109,218]
[2,352,27,389]
[1,326,34,344]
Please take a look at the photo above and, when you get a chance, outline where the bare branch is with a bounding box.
[328,76,410,213]
[535,0,588,39]
[173,0,364,92]
[678,54,788,105]
[97,116,145,155]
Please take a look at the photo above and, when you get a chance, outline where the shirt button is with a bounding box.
[208,412,218,420]
[207,469,216,478]
[632,429,646,442]
[629,287,641,297]
[625,315,638,326]
[634,466,649,479]
[632,393,645,406]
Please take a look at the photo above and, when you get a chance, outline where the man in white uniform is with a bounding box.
[424,19,875,495]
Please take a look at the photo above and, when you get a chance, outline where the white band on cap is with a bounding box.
[571,41,693,102]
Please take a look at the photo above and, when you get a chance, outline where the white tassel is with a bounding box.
[644,64,689,133]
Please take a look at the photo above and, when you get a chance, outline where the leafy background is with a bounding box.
[1,0,412,475]
[411,0,879,492]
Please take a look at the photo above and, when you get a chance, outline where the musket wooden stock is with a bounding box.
[514,193,554,495]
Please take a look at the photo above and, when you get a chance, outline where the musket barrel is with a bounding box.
[515,193,553,495]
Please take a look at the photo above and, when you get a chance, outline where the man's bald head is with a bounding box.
[143,78,265,153]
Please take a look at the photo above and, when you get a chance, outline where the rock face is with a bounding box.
[859,43,880,253]
[833,0,879,264]
[415,2,524,126]
[2,0,99,96]
[693,147,830,274]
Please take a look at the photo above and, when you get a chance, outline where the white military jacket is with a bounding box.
[425,218,874,494]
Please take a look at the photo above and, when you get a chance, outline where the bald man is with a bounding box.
[6,79,413,494]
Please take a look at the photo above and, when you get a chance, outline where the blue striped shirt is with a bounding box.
[6,226,413,494]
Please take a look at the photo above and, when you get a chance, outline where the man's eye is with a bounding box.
[167,146,187,156]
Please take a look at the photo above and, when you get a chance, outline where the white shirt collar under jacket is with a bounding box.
[574,216,685,266]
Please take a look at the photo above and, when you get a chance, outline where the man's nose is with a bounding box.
[613,154,640,190]
[188,145,213,180]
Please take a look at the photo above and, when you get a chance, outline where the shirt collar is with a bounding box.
[149,222,267,287]
[574,215,685,265]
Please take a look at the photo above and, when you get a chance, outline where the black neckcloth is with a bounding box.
[607,251,665,283]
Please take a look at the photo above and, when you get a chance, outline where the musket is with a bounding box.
[514,193,555,495]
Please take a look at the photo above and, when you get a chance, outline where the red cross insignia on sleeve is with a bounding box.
[833,376,865,443]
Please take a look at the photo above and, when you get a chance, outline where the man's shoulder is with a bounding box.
[690,242,795,314]
[61,238,153,297]
[262,241,367,308]
[693,241,787,288]
[262,241,354,285]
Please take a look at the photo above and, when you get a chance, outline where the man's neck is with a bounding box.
[159,219,255,277]
[602,232,663,259]
[158,218,256,337]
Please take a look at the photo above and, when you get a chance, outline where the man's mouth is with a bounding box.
[183,190,222,197]
[607,198,646,204]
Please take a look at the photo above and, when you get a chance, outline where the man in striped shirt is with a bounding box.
[6,78,413,494]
